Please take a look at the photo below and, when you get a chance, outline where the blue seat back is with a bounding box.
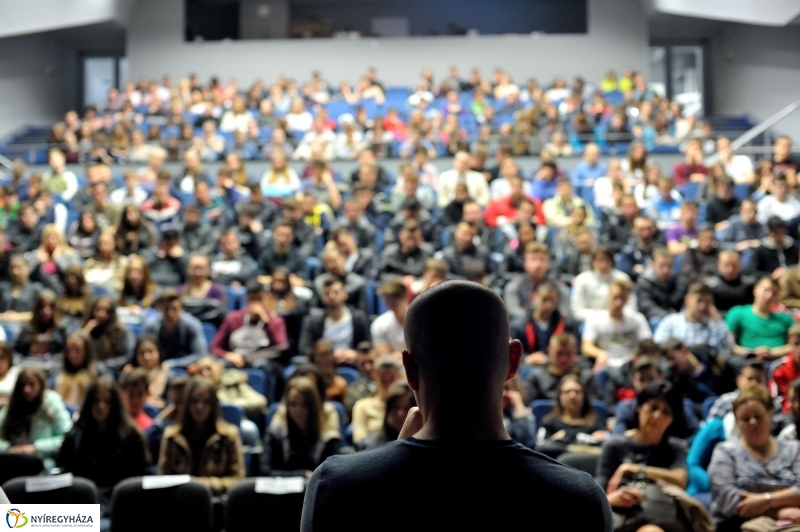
[701,395,719,420]
[221,403,244,427]
[336,367,359,385]
[201,323,217,347]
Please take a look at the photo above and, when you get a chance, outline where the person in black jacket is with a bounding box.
[603,339,664,409]
[437,220,493,279]
[747,216,800,278]
[14,290,68,369]
[523,332,598,406]
[298,278,371,365]
[556,227,594,284]
[635,248,686,326]
[58,376,149,514]
[140,229,188,287]
[705,249,755,315]
[333,198,377,251]
[705,176,740,228]
[256,220,306,281]
[598,193,639,253]
[377,221,433,281]
[178,204,219,256]
[680,226,720,284]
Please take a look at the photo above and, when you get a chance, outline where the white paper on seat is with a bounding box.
[255,476,304,494]
[142,475,192,490]
[26,473,74,492]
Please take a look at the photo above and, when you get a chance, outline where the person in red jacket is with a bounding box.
[672,138,709,186]
[772,323,800,412]
[210,280,288,368]
[484,176,545,228]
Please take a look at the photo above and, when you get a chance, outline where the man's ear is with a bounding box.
[506,339,523,382]
[402,350,419,392]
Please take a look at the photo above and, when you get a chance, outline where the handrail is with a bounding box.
[703,100,800,165]
[0,152,14,172]
[730,101,800,151]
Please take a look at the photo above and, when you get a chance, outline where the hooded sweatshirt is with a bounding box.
[635,267,687,321]
[747,235,800,278]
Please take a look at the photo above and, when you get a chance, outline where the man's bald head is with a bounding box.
[404,281,515,398]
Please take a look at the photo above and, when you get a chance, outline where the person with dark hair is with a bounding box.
[6,202,43,252]
[301,281,611,532]
[120,368,153,431]
[436,220,493,279]
[536,374,607,458]
[635,248,686,326]
[55,264,91,332]
[0,366,72,468]
[81,296,132,369]
[298,278,371,365]
[158,377,244,494]
[377,221,433,281]
[777,378,800,440]
[371,279,409,358]
[706,250,755,315]
[726,276,794,363]
[313,246,368,312]
[709,384,800,532]
[666,201,700,256]
[308,340,348,403]
[603,339,664,409]
[256,220,306,282]
[123,333,168,408]
[141,228,188,287]
[334,198,377,251]
[14,290,68,367]
[178,253,226,303]
[616,215,663,282]
[706,358,767,420]
[705,176,740,228]
[662,338,719,408]
[770,324,800,413]
[654,283,735,360]
[0,342,19,405]
[261,376,342,475]
[210,280,288,368]
[504,242,569,321]
[344,342,377,414]
[262,268,309,361]
[747,216,800,279]
[570,246,637,322]
[57,376,149,512]
[359,381,416,451]
[597,381,695,530]
[511,281,573,366]
[114,204,156,256]
[0,254,42,330]
[757,172,800,225]
[178,203,219,256]
[118,254,158,312]
[84,229,128,294]
[54,333,97,409]
[523,332,598,405]
[143,289,206,369]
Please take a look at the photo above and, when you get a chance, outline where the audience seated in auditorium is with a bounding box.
[114,205,156,256]
[178,253,226,304]
[195,356,267,418]
[0,343,19,405]
[357,381,416,451]
[0,366,72,468]
[616,215,663,281]
[15,290,68,369]
[158,376,244,494]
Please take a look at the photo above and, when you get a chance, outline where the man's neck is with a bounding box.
[413,404,510,442]
[609,307,624,320]
[685,310,705,323]
[752,302,772,316]
[327,305,345,321]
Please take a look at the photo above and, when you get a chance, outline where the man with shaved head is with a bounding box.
[301,281,611,532]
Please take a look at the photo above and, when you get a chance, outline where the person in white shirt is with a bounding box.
[757,173,800,225]
[111,170,148,207]
[593,159,631,210]
[285,98,314,133]
[581,278,652,371]
[370,279,409,359]
[570,246,637,322]
[437,151,490,208]
[42,149,79,202]
[219,96,254,134]
[716,136,754,184]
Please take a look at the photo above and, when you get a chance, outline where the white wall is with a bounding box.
[127,0,648,86]
[713,23,800,140]
[0,33,67,137]
[0,0,132,39]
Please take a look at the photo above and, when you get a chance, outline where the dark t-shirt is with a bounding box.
[595,434,687,491]
[301,437,612,532]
